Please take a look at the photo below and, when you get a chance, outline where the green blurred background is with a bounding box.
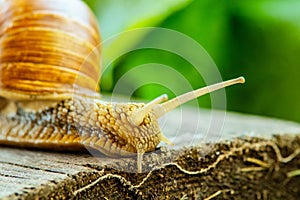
[83,0,300,123]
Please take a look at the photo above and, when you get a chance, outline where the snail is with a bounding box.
[0,0,245,173]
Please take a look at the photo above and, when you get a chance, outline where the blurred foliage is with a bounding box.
[84,0,191,91]
[84,0,300,123]
[84,0,191,39]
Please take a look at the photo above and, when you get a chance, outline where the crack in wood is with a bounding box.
[0,173,27,179]
[0,161,67,175]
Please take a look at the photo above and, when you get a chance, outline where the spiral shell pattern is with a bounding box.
[0,0,101,100]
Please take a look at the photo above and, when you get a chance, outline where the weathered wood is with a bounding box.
[0,107,300,199]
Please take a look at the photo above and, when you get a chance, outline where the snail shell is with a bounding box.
[0,0,245,173]
[0,0,101,100]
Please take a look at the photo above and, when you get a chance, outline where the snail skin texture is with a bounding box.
[0,0,245,173]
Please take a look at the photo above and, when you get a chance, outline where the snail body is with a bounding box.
[0,97,161,157]
[0,0,245,172]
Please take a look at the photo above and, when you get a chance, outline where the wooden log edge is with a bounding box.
[3,133,300,200]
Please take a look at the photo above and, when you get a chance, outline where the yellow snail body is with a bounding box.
[0,0,245,173]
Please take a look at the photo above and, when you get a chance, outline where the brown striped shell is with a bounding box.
[0,0,101,100]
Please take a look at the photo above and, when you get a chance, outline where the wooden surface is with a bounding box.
[1,107,300,199]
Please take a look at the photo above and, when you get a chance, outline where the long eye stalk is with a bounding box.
[130,77,245,126]
[153,77,245,118]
